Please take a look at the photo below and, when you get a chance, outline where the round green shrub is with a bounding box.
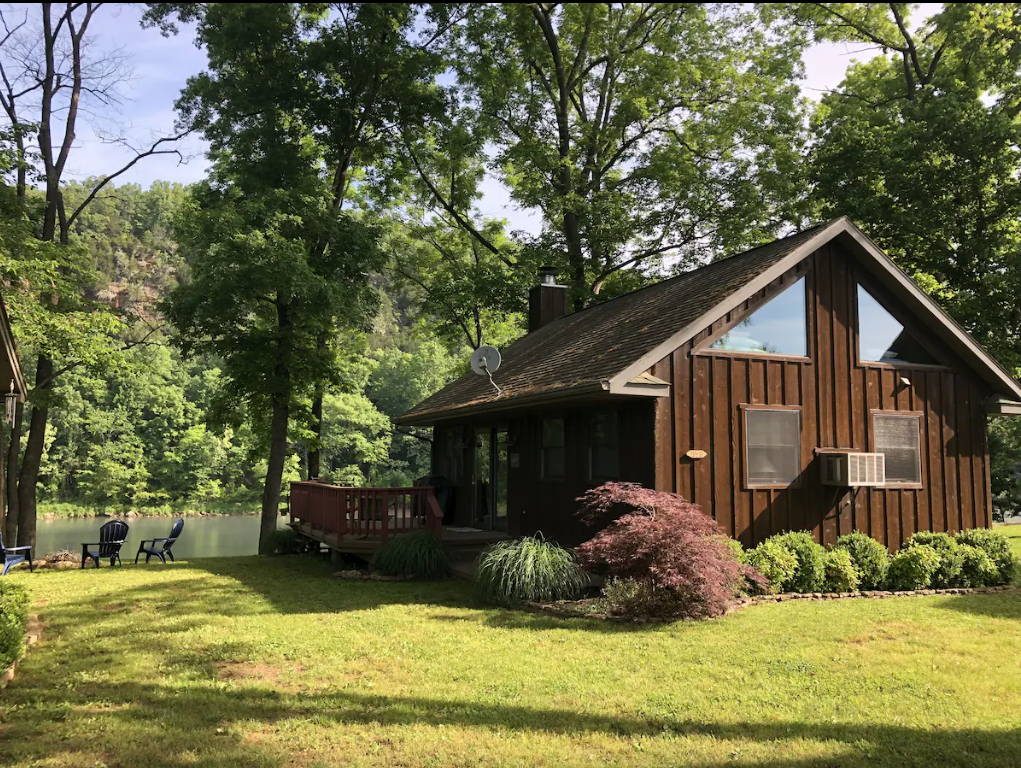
[0,582,29,671]
[833,532,889,590]
[957,544,999,587]
[905,532,963,588]
[955,529,1019,585]
[823,548,860,592]
[475,535,585,605]
[744,540,798,594]
[373,531,449,579]
[763,531,826,593]
[887,545,940,591]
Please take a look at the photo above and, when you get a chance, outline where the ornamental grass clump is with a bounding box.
[473,535,585,605]
[575,483,762,619]
[833,532,889,590]
[762,531,826,593]
[955,529,1019,585]
[373,531,449,579]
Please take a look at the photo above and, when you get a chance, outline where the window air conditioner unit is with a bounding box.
[821,452,886,487]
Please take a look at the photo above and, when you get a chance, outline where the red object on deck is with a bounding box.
[288,481,444,542]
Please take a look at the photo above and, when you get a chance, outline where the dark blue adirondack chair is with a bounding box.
[0,531,32,575]
[81,520,129,569]
[135,518,184,564]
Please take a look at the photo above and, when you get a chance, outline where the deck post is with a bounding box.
[381,490,390,544]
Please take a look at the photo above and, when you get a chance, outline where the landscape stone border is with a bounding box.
[521,585,1017,623]
[0,613,42,689]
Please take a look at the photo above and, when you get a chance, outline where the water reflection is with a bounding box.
[34,515,286,559]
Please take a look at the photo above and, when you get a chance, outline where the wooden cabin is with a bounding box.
[397,218,1021,550]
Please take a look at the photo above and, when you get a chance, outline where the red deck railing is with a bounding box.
[288,481,444,542]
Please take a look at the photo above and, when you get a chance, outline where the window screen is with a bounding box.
[874,413,922,484]
[540,419,565,480]
[589,413,619,480]
[745,408,801,487]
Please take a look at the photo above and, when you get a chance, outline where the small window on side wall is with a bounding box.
[589,412,619,481]
[540,418,565,480]
[873,412,922,485]
[744,408,801,488]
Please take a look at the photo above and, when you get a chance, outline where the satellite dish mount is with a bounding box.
[470,346,503,395]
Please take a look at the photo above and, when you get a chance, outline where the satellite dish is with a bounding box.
[471,345,502,376]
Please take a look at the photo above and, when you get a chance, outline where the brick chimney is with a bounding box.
[528,266,567,332]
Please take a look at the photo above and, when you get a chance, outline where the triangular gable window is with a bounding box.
[708,277,807,357]
[857,284,939,366]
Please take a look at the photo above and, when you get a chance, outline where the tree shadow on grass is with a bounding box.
[2,674,1020,768]
[933,590,1021,620]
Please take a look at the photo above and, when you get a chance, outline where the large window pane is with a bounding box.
[874,413,922,484]
[589,413,619,481]
[745,408,801,487]
[541,418,565,480]
[709,277,807,357]
[858,285,939,365]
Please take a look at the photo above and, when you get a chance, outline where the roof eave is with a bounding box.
[395,381,612,426]
[605,217,1021,402]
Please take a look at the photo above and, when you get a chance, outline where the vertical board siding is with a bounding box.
[650,242,993,548]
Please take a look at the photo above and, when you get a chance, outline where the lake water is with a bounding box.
[34,514,287,559]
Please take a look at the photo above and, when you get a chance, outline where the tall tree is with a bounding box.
[797,2,1021,371]
[151,3,387,551]
[0,3,183,546]
[147,2,451,479]
[437,3,811,309]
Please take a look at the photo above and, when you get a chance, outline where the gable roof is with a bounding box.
[398,218,1021,425]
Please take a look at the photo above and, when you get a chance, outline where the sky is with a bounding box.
[15,5,888,236]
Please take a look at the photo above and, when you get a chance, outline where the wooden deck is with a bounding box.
[291,520,508,558]
[287,480,508,560]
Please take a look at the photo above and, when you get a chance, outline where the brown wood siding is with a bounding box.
[651,242,994,548]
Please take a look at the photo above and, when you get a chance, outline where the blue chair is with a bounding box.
[0,531,33,575]
[135,518,184,564]
[81,520,129,568]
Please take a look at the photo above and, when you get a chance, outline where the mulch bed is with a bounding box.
[521,585,1017,624]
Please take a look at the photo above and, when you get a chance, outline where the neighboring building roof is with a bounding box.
[398,217,1021,425]
[0,292,26,400]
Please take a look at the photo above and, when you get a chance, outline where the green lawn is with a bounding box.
[1,537,1020,768]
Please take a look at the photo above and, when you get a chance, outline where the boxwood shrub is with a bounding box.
[823,548,860,592]
[955,529,1019,585]
[762,531,826,593]
[957,544,1000,587]
[0,581,29,671]
[744,540,798,594]
[833,532,889,590]
[887,544,940,591]
[904,532,963,588]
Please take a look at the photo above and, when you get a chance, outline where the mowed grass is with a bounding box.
[0,536,1019,768]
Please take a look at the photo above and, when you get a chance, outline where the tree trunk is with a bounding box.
[308,387,322,480]
[17,354,52,548]
[260,390,290,554]
[4,400,22,546]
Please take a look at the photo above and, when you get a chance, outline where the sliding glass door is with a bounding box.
[473,427,508,532]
